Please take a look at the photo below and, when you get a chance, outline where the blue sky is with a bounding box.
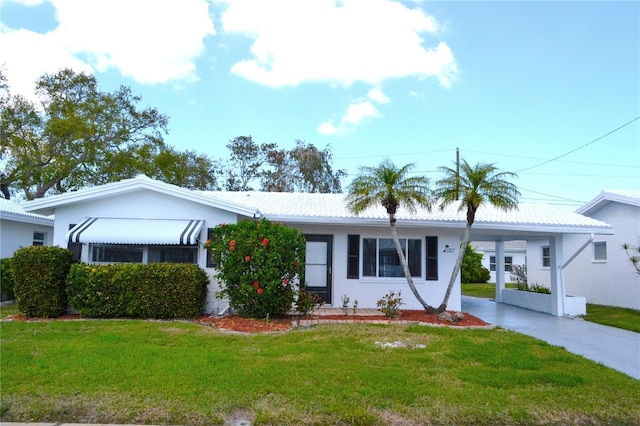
[1,0,638,209]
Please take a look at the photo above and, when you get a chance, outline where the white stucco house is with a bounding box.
[527,190,640,310]
[0,199,54,259]
[22,175,614,316]
[471,240,527,283]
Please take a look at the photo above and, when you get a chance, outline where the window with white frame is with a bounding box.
[362,237,422,278]
[593,242,607,261]
[541,246,550,267]
[32,231,46,246]
[490,256,513,271]
[91,244,197,264]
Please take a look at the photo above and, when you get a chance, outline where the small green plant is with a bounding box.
[341,294,350,315]
[376,290,404,318]
[352,299,359,315]
[622,241,640,275]
[293,287,323,317]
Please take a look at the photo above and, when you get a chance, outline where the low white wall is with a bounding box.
[501,289,586,316]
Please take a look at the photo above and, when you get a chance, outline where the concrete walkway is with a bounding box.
[462,295,640,379]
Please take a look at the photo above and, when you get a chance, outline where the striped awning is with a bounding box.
[67,218,204,245]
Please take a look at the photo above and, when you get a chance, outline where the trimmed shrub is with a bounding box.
[67,263,208,319]
[461,244,490,283]
[1,257,15,302]
[205,219,306,318]
[12,246,73,318]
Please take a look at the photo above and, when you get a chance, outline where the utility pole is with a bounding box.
[455,147,460,200]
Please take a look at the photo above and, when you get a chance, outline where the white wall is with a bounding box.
[527,202,640,310]
[1,219,54,258]
[477,248,527,283]
[291,223,463,311]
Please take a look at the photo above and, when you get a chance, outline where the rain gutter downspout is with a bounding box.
[558,233,594,315]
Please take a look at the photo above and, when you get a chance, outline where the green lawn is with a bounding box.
[462,283,640,333]
[1,319,639,425]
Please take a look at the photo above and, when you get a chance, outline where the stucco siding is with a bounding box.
[0,219,54,258]
[290,223,463,311]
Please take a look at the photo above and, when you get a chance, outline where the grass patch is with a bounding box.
[0,303,19,319]
[1,320,639,425]
[461,283,515,298]
[584,303,640,333]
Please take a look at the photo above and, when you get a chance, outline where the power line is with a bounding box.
[463,149,639,169]
[513,116,640,173]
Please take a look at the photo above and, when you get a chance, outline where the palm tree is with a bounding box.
[434,159,520,312]
[346,159,435,311]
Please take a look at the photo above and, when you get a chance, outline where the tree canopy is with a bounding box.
[1,70,347,200]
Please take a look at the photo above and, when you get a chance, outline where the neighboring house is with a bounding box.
[23,175,614,316]
[471,240,527,283]
[0,199,54,259]
[527,190,640,310]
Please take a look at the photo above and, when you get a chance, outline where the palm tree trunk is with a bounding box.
[437,223,472,313]
[389,221,435,311]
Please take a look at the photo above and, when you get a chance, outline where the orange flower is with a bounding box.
[245,256,251,261]
[253,281,259,287]
[261,238,269,246]
[257,288,263,294]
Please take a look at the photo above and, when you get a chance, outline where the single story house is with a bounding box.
[22,175,614,316]
[527,190,640,310]
[0,198,54,259]
[471,240,527,283]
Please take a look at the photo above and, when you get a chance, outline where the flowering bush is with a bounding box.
[205,219,306,318]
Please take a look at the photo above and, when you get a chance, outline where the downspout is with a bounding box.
[558,233,594,315]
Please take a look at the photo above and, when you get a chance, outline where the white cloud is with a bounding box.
[318,121,338,135]
[220,0,457,88]
[1,0,215,99]
[319,99,382,135]
[367,87,390,104]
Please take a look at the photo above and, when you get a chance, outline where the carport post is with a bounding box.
[495,241,505,302]
[549,235,565,316]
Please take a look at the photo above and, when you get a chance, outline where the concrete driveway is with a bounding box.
[462,296,640,379]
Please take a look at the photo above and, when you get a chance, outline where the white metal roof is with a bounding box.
[577,190,640,216]
[67,218,204,245]
[205,191,613,235]
[0,198,54,226]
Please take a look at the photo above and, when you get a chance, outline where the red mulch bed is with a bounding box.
[5,310,490,333]
[198,310,489,333]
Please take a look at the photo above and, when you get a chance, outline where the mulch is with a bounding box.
[5,310,490,333]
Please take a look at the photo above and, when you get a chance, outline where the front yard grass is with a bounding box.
[462,283,640,333]
[583,303,640,333]
[1,319,639,425]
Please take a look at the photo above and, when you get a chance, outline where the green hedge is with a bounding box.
[12,246,73,318]
[1,257,15,302]
[67,263,208,319]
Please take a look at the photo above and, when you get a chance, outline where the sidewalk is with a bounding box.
[462,295,640,379]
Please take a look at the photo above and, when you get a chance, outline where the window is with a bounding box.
[91,245,197,264]
[490,255,513,271]
[505,256,513,272]
[148,246,197,264]
[32,232,46,246]
[542,246,550,267]
[92,245,144,263]
[593,242,607,261]
[362,238,422,278]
